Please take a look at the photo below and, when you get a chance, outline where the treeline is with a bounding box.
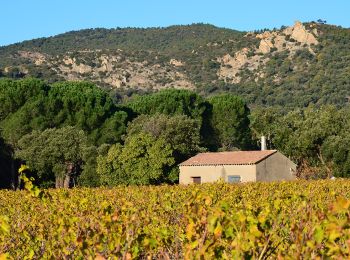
[0,78,252,189]
[1,78,349,189]
[0,24,242,58]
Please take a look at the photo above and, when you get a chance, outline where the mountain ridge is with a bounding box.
[1,21,349,108]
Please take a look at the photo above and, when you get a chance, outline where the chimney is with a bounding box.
[261,136,267,151]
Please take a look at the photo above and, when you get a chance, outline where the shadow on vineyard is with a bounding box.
[1,180,350,258]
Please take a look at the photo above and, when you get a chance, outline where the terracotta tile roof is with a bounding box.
[179,150,277,166]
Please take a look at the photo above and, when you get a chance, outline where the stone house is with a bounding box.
[179,150,296,184]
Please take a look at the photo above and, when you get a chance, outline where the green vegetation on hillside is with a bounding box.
[0,24,247,86]
[2,22,349,107]
[0,24,243,56]
[223,24,350,107]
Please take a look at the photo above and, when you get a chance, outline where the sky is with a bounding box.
[1,0,349,46]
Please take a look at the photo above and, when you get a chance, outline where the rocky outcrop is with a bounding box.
[60,57,93,74]
[217,48,263,83]
[258,38,275,54]
[283,21,318,45]
[169,59,184,67]
[217,21,319,84]
[256,21,318,54]
[47,51,195,90]
[18,51,47,65]
[217,49,267,83]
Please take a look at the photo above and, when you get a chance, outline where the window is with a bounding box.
[192,177,201,184]
[227,175,241,183]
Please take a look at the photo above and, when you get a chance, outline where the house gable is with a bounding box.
[255,151,296,181]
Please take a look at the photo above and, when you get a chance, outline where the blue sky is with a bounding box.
[1,0,349,46]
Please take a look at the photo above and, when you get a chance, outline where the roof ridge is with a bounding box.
[179,150,277,166]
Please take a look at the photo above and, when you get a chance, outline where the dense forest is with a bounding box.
[1,22,350,108]
[1,78,350,189]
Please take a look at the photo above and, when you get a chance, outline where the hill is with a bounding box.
[1,22,350,108]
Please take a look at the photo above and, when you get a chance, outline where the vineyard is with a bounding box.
[1,180,350,258]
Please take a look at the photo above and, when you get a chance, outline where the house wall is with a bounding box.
[255,152,296,181]
[179,164,256,184]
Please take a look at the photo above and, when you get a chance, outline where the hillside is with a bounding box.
[1,22,350,107]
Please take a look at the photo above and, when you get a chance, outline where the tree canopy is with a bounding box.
[16,126,92,188]
[97,132,175,186]
[250,106,350,178]
[208,94,253,150]
[0,78,48,121]
[126,89,208,121]
[0,80,131,146]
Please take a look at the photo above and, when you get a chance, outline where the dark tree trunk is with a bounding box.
[56,162,74,188]
[10,152,16,190]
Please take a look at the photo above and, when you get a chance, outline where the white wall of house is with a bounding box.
[179,164,256,184]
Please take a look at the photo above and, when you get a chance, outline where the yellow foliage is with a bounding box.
[0,180,350,258]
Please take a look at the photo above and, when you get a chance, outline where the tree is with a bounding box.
[322,134,350,178]
[45,81,130,144]
[0,78,48,121]
[0,81,131,146]
[0,80,131,188]
[126,89,208,121]
[90,111,129,146]
[317,19,327,24]
[127,114,203,160]
[208,94,253,150]
[250,107,285,149]
[97,133,175,186]
[16,127,92,188]
[273,106,343,162]
[76,145,100,187]
[321,108,350,178]
[126,114,205,182]
[252,105,345,178]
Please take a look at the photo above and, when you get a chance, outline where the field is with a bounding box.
[1,180,350,259]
